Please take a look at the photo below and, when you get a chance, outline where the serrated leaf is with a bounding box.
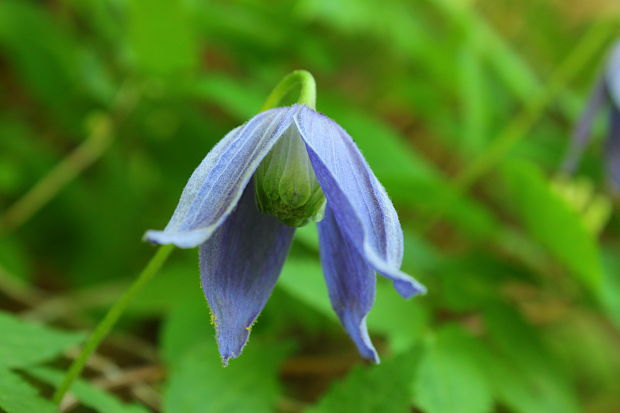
[0,311,83,368]
[0,369,56,413]
[162,341,290,413]
[307,349,422,413]
[413,326,493,413]
[501,160,603,292]
[27,367,151,413]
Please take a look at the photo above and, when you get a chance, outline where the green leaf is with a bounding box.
[277,257,334,321]
[27,367,151,413]
[459,31,488,156]
[500,160,603,292]
[0,369,56,413]
[307,349,422,413]
[159,285,214,366]
[413,326,493,413]
[0,311,83,368]
[483,305,581,413]
[162,341,290,413]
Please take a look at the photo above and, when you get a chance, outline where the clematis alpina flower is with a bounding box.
[145,104,425,364]
[563,40,620,191]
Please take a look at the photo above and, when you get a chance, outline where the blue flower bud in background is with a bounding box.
[563,40,620,192]
[144,99,426,365]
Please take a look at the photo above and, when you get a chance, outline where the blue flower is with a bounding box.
[145,104,426,364]
[564,41,620,191]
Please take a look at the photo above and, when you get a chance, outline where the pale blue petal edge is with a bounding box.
[144,106,299,248]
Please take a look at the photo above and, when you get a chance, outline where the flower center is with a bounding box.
[254,125,325,227]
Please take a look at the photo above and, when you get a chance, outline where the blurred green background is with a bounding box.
[1,0,620,412]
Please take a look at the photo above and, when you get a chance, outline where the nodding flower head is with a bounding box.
[144,103,425,365]
[564,40,620,192]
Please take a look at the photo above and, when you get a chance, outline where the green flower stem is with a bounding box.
[421,19,618,235]
[52,244,174,405]
[260,70,317,110]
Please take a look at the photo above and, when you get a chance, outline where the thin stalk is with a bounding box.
[260,70,317,110]
[0,84,139,234]
[52,244,174,405]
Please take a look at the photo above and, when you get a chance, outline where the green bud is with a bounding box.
[254,126,326,227]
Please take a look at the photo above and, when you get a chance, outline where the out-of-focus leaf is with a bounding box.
[27,367,151,413]
[307,349,422,413]
[484,305,581,413]
[127,0,197,75]
[0,369,56,413]
[192,75,263,119]
[159,284,213,366]
[413,326,493,413]
[0,311,83,368]
[278,257,334,320]
[0,0,94,130]
[599,246,620,328]
[162,341,290,413]
[459,32,488,156]
[501,159,603,292]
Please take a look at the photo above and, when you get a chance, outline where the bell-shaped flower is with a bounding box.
[145,104,425,364]
[563,40,620,191]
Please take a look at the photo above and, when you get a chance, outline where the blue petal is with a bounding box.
[318,206,379,363]
[145,106,298,248]
[295,106,426,299]
[562,75,608,174]
[606,107,620,191]
[199,182,295,365]
[606,41,620,109]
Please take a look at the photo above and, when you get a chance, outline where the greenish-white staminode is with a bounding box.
[254,122,326,227]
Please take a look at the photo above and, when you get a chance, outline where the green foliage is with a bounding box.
[28,367,151,413]
[163,342,290,413]
[0,369,57,413]
[0,311,83,368]
[414,326,493,413]
[308,349,422,413]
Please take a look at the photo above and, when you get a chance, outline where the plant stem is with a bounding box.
[260,70,317,110]
[0,84,139,235]
[421,19,618,235]
[52,244,174,405]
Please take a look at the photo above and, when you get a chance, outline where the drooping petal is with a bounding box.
[318,206,379,363]
[562,75,608,174]
[145,106,298,248]
[606,41,620,109]
[295,106,426,298]
[199,183,295,365]
[606,106,620,190]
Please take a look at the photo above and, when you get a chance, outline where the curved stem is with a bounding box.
[260,70,317,111]
[52,244,174,405]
